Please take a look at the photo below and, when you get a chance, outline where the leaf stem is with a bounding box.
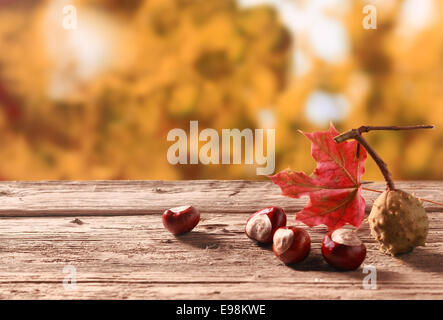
[334,124,434,191]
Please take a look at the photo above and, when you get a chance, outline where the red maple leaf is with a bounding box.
[269,124,367,230]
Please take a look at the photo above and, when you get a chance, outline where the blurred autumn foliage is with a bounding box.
[0,0,442,181]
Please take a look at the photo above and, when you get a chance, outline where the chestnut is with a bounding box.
[245,206,287,244]
[321,228,366,271]
[162,205,200,235]
[273,226,311,264]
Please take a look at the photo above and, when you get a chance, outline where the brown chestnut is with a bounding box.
[321,228,366,271]
[162,205,200,235]
[273,226,311,264]
[245,206,287,244]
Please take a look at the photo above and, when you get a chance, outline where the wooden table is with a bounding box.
[0,180,441,300]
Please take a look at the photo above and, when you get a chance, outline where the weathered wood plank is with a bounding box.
[0,180,441,217]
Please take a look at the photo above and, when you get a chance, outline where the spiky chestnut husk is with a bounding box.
[368,189,428,255]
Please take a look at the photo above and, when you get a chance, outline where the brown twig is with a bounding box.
[334,125,434,143]
[357,135,395,190]
[334,125,434,191]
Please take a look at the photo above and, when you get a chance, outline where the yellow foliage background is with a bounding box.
[0,0,442,181]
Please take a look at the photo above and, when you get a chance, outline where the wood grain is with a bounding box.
[0,180,441,299]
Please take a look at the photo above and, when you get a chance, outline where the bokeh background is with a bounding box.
[0,0,442,181]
